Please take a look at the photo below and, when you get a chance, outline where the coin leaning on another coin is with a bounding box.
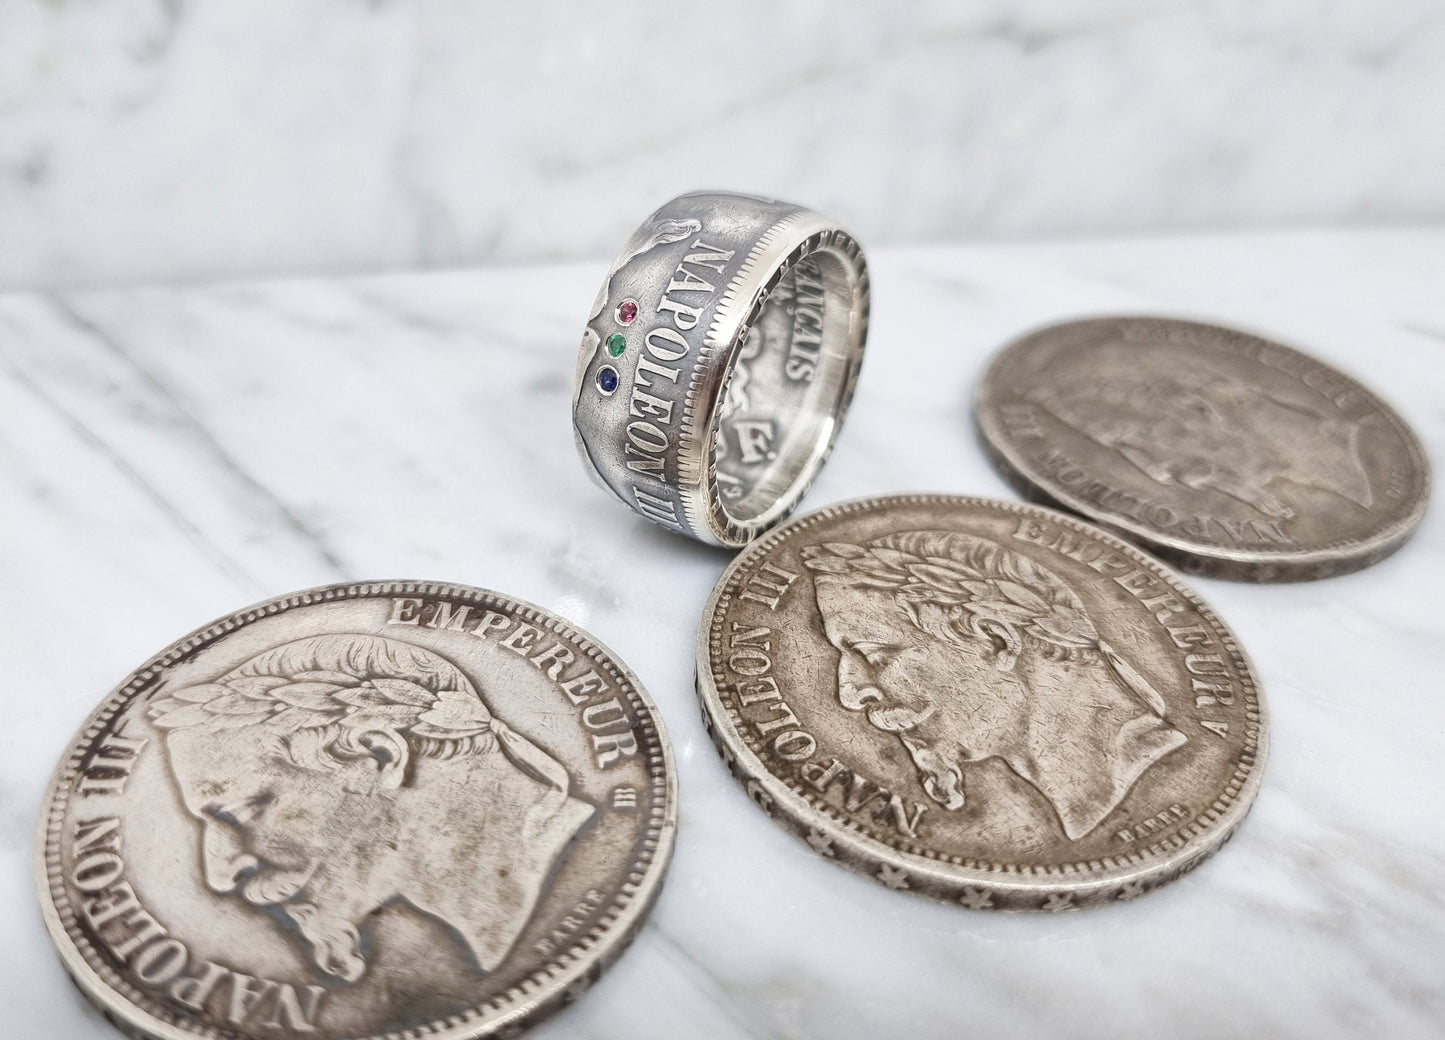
[974,316,1430,581]
[696,495,1267,910]
[38,581,676,1040]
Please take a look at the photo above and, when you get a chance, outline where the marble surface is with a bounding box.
[3,228,1444,1039]
[4,1,1445,289]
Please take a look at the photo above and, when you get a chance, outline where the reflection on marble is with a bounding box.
[3,229,1444,1038]
[3,2,1445,288]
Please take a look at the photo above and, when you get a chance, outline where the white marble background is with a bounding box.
[3,0,1444,289]
[2,229,1442,1038]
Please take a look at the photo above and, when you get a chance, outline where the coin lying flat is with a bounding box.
[697,495,1267,910]
[974,316,1430,581]
[38,581,676,1040]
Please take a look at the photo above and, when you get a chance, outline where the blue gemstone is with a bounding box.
[597,366,619,394]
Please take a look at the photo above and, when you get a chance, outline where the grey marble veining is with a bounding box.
[3,229,1444,1038]
[3,2,1444,288]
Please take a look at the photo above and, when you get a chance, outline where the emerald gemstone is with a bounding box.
[607,334,626,357]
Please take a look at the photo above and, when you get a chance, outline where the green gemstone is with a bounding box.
[607,333,626,357]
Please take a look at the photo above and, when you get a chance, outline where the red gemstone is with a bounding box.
[616,299,639,325]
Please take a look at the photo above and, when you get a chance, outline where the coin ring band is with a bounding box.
[573,191,870,547]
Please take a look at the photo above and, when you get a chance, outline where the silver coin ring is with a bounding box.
[573,191,870,547]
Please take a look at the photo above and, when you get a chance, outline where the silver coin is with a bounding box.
[37,581,676,1040]
[696,494,1267,909]
[974,316,1430,581]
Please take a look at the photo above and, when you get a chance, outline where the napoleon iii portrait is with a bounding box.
[150,634,594,983]
[1022,356,1374,520]
[803,531,1187,841]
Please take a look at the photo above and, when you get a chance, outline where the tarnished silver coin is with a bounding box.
[697,495,1267,910]
[974,316,1430,581]
[37,581,676,1040]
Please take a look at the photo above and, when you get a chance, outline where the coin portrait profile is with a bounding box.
[975,317,1428,581]
[801,530,1188,841]
[1022,352,1375,521]
[148,632,595,985]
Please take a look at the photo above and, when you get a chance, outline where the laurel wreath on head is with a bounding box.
[802,540,1098,650]
[800,536,1169,719]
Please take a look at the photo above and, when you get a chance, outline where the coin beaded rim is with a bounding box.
[973,315,1431,582]
[37,580,678,1040]
[696,494,1268,908]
